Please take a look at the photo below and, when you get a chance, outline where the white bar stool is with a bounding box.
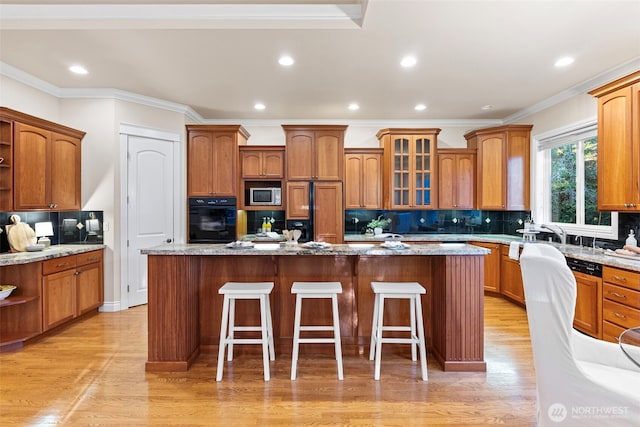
[216,282,275,381]
[369,281,428,381]
[290,281,344,380]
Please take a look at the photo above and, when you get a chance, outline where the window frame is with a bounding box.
[533,118,618,240]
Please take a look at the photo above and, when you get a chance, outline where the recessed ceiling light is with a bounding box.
[400,56,417,68]
[554,56,574,67]
[481,104,494,110]
[254,103,266,110]
[69,65,88,75]
[348,103,360,111]
[414,104,427,111]
[278,56,294,66]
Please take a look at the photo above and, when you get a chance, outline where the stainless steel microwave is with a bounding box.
[249,187,282,206]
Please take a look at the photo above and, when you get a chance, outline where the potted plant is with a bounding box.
[367,215,391,235]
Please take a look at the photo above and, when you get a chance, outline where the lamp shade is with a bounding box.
[35,222,54,237]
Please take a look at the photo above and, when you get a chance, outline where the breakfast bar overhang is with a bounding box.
[142,243,489,373]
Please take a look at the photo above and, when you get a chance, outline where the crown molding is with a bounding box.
[0,3,364,30]
[0,61,62,97]
[203,118,503,128]
[504,57,640,123]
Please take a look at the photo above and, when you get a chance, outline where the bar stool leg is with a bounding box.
[216,295,230,381]
[415,295,428,381]
[369,292,380,360]
[291,293,303,380]
[332,293,344,380]
[259,295,271,381]
[227,297,236,361]
[374,294,385,381]
[410,296,417,361]
[265,294,275,361]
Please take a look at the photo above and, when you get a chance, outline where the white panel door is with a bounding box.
[127,135,174,307]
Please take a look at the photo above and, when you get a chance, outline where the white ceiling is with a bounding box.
[1,0,639,122]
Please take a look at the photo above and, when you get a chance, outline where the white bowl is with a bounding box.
[0,285,16,300]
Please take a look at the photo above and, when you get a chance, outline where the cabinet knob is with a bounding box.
[166,238,173,243]
[74,271,80,276]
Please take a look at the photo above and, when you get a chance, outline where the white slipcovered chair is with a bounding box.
[519,243,640,426]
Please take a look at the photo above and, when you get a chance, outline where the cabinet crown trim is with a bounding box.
[588,70,640,98]
[375,128,441,139]
[185,124,250,139]
[0,106,86,138]
[463,124,533,140]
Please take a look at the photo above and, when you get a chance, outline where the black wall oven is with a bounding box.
[188,197,237,243]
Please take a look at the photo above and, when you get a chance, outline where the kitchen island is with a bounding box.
[142,242,489,373]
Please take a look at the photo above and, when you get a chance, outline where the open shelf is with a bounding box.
[0,295,39,308]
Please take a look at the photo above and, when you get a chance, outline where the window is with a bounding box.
[535,120,617,239]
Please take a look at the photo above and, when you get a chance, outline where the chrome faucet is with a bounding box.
[575,235,583,247]
[540,224,567,245]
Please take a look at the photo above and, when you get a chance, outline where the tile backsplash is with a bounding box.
[0,210,104,253]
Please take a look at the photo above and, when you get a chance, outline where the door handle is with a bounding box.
[166,238,173,243]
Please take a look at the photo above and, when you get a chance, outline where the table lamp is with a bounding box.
[35,221,54,248]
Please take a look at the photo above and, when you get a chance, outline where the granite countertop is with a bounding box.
[0,244,106,266]
[141,242,489,256]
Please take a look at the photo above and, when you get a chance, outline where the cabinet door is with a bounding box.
[76,262,103,316]
[240,150,263,178]
[362,153,382,208]
[456,153,476,209]
[505,130,530,210]
[344,154,363,208]
[501,251,525,305]
[43,269,76,330]
[286,131,314,180]
[50,132,81,210]
[412,135,435,208]
[262,151,284,178]
[13,122,49,210]
[286,181,310,219]
[478,134,506,209]
[438,153,456,209]
[390,135,411,208]
[597,85,637,210]
[210,132,237,196]
[472,242,500,292]
[187,131,215,196]
[313,182,343,244]
[572,271,602,339]
[315,131,343,181]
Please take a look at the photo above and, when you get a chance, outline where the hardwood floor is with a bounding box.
[0,296,536,426]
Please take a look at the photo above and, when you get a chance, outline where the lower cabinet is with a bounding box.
[42,250,104,331]
[572,271,602,339]
[471,241,500,292]
[500,244,525,305]
[602,266,640,343]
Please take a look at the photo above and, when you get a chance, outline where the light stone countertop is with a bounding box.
[0,244,106,266]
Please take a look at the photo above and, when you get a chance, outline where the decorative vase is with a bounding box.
[374,227,383,235]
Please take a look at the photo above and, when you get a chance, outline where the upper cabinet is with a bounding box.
[589,71,640,211]
[0,107,85,211]
[240,146,284,179]
[283,125,346,181]
[377,128,440,209]
[186,125,249,197]
[344,148,383,209]
[465,125,532,211]
[437,149,476,210]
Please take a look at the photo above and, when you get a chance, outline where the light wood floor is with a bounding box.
[0,296,536,426]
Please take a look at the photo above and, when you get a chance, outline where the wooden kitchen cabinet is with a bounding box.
[588,71,640,211]
[438,149,476,209]
[283,125,347,181]
[240,146,284,179]
[186,125,249,197]
[465,125,532,211]
[0,262,42,351]
[286,181,310,219]
[0,107,85,211]
[313,182,344,244]
[344,148,383,209]
[472,241,500,293]
[377,128,440,209]
[601,266,640,343]
[572,271,602,339]
[43,250,104,331]
[500,244,525,305]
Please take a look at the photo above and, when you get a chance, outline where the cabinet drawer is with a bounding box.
[43,256,77,275]
[602,321,626,344]
[76,250,102,266]
[603,266,640,291]
[603,299,640,329]
[603,283,640,308]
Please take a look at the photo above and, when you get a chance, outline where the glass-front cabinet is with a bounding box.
[378,129,440,209]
